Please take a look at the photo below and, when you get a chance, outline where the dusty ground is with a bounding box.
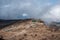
[0,19,60,40]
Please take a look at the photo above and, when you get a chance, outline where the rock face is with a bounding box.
[0,19,60,40]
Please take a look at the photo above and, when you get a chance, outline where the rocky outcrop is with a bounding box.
[0,19,60,40]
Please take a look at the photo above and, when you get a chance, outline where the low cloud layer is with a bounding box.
[42,5,60,23]
[0,0,60,23]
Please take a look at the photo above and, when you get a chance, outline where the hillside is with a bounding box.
[0,19,60,40]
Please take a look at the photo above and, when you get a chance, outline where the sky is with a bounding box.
[0,0,60,23]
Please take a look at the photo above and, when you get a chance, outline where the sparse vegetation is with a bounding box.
[32,20,37,22]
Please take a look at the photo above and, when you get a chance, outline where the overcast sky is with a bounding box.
[0,0,60,23]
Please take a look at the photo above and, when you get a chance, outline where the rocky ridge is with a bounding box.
[0,19,60,40]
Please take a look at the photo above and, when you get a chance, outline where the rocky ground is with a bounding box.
[0,19,60,40]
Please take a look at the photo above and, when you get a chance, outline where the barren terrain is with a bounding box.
[0,19,60,40]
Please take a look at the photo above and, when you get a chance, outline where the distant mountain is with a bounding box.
[0,19,19,29]
[49,22,60,27]
[0,18,34,29]
[49,22,60,31]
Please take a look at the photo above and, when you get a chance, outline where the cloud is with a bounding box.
[50,5,60,18]
[42,5,60,23]
[22,13,28,17]
[0,0,52,19]
[0,0,60,23]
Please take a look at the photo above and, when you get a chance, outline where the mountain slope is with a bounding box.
[0,19,60,40]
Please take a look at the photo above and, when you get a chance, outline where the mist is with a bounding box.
[0,0,60,23]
